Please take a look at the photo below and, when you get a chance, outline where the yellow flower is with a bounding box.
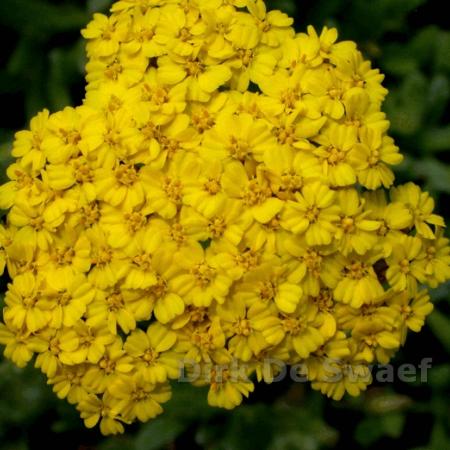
[264,146,323,201]
[206,362,254,409]
[121,225,161,289]
[83,337,134,393]
[145,244,186,324]
[281,181,340,245]
[177,316,229,364]
[283,236,340,296]
[227,44,278,92]
[352,321,400,364]
[0,322,45,368]
[335,292,398,331]
[390,290,433,342]
[12,109,49,174]
[341,87,389,135]
[183,158,228,217]
[85,51,148,91]
[142,152,200,218]
[222,161,284,224]
[86,225,129,289]
[34,328,80,377]
[81,13,130,58]
[386,234,425,295]
[41,107,89,164]
[234,259,303,313]
[0,0,449,435]
[108,374,171,423]
[78,393,125,435]
[349,127,402,189]
[157,53,232,102]
[303,66,347,119]
[122,7,164,57]
[334,188,381,255]
[94,162,146,211]
[334,49,388,105]
[86,284,147,335]
[275,302,327,359]
[48,364,91,404]
[60,321,115,365]
[180,200,251,247]
[124,322,179,383]
[201,112,277,163]
[155,4,207,57]
[216,298,269,361]
[3,272,51,333]
[138,68,187,119]
[172,244,233,307]
[300,331,350,382]
[390,182,445,239]
[43,272,95,328]
[363,189,413,233]
[311,355,372,400]
[419,228,450,287]
[313,124,359,186]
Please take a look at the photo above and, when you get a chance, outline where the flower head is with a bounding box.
[0,0,448,435]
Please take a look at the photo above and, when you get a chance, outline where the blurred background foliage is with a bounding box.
[0,0,449,449]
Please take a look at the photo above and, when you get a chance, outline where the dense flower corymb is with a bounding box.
[1,0,449,435]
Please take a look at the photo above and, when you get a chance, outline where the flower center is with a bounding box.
[305,206,320,223]
[115,164,138,186]
[326,146,346,165]
[191,263,216,288]
[170,223,186,244]
[234,319,252,336]
[229,136,250,161]
[208,217,227,237]
[243,179,271,206]
[105,60,123,80]
[106,291,125,312]
[192,109,215,133]
[259,281,276,301]
[345,261,368,280]
[124,211,147,233]
[132,252,152,270]
[163,176,182,202]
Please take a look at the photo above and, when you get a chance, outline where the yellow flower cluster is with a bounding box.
[0,0,449,435]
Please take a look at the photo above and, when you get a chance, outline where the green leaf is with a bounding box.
[428,309,450,353]
[135,416,185,450]
[267,0,297,16]
[384,72,427,136]
[421,126,450,153]
[48,52,72,112]
[0,0,88,37]
[354,417,383,447]
[355,413,405,446]
[0,140,13,184]
[98,436,135,450]
[429,282,450,304]
[382,44,418,77]
[425,75,450,125]
[88,0,112,14]
[166,384,213,421]
[428,364,450,390]
[411,158,450,194]
[380,413,405,439]
[365,393,412,415]
[410,26,440,68]
[429,422,450,450]
[434,31,450,73]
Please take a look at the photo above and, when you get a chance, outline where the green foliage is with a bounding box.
[0,0,449,449]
